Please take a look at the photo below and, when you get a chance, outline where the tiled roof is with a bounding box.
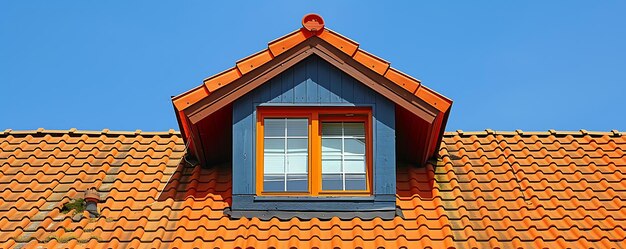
[1,129,625,248]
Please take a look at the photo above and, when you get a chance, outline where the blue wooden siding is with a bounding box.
[232,55,396,213]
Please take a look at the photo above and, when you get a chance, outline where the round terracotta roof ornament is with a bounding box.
[84,187,100,203]
[302,13,325,32]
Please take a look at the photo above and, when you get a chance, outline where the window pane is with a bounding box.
[321,155,342,173]
[345,173,366,191]
[264,174,285,192]
[264,138,284,154]
[264,155,285,174]
[286,174,308,191]
[287,138,307,154]
[321,138,342,154]
[263,117,309,193]
[321,122,342,136]
[320,121,367,192]
[287,138,308,174]
[264,119,285,137]
[287,155,307,173]
[344,138,365,155]
[287,119,308,137]
[322,173,342,191]
[344,155,365,173]
[344,123,365,137]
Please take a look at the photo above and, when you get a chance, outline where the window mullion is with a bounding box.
[284,118,288,192]
[341,122,346,191]
[311,112,320,196]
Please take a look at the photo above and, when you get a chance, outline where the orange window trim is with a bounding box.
[255,106,373,196]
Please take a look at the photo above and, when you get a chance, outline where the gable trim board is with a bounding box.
[184,37,439,124]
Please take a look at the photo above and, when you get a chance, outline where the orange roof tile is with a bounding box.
[203,67,242,93]
[1,129,625,248]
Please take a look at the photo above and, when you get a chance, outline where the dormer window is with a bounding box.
[256,107,372,196]
[171,14,452,220]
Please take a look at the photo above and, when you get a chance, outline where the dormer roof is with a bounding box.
[172,14,452,165]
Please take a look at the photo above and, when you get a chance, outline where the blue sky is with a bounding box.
[1,1,625,132]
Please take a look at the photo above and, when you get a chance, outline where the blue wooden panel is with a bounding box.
[328,61,343,103]
[292,62,306,103]
[341,73,355,103]
[269,77,282,103]
[306,56,318,102]
[232,94,255,195]
[317,57,331,103]
[352,75,366,104]
[233,55,396,206]
[254,80,271,104]
[281,68,295,103]
[373,94,396,195]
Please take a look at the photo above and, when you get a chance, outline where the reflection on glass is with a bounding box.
[320,121,367,191]
[263,118,309,192]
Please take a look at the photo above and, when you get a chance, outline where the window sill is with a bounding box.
[231,194,398,220]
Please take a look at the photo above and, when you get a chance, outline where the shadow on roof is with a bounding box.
[396,163,436,199]
[157,162,232,206]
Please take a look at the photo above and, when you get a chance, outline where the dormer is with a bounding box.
[171,14,452,220]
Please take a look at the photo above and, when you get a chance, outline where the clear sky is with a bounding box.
[1,1,625,132]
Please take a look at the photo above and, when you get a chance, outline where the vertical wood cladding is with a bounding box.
[232,55,396,212]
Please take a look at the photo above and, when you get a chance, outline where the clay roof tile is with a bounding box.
[0,129,624,247]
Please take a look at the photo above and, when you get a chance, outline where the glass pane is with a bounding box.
[287,155,307,173]
[344,123,365,137]
[287,138,307,154]
[264,118,285,137]
[264,137,285,174]
[264,138,285,154]
[286,174,308,191]
[344,138,365,155]
[345,173,366,191]
[321,122,342,136]
[287,119,308,137]
[344,155,366,173]
[264,155,285,173]
[321,138,342,154]
[322,173,343,191]
[264,174,285,192]
[321,155,342,173]
[263,117,311,193]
